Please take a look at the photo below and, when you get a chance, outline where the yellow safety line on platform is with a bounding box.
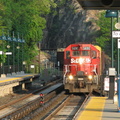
[76,97,107,120]
[0,75,34,83]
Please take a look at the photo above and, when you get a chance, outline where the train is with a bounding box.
[57,43,106,93]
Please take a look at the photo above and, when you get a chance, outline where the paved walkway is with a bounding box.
[102,98,120,120]
[76,96,120,120]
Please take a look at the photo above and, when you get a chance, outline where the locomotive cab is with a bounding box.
[63,44,101,93]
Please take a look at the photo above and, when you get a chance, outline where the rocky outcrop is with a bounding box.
[42,0,100,49]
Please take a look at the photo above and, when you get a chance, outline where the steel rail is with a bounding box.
[0,79,63,120]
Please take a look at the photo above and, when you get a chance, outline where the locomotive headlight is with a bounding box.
[69,75,73,80]
[88,75,92,80]
[79,58,84,64]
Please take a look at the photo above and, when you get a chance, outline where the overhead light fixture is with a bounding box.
[101,0,114,6]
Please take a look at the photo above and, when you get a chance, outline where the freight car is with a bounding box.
[63,43,105,93]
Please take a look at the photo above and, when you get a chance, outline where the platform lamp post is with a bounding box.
[6,44,11,73]
[105,10,118,67]
[12,31,17,73]
[16,45,20,72]
[105,10,118,99]
[116,10,120,75]
[17,33,21,72]
[6,30,12,73]
[21,37,25,72]
[115,10,120,112]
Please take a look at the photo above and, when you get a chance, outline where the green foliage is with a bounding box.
[0,0,56,68]
[95,11,119,69]
[95,11,111,55]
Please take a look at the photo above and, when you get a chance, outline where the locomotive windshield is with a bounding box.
[66,51,70,59]
[72,50,90,56]
[72,51,80,56]
[82,51,90,56]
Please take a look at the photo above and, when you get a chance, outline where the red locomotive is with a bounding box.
[63,43,105,93]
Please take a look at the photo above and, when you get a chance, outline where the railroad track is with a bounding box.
[0,77,99,120]
[31,93,90,120]
[46,94,88,120]
[0,79,63,120]
[28,88,100,120]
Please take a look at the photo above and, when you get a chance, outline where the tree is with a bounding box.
[0,0,56,68]
[95,11,111,56]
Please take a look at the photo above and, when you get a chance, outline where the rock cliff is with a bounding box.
[42,0,101,49]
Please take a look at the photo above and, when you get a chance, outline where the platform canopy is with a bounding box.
[77,0,120,10]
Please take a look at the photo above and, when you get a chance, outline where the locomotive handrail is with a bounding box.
[63,64,78,84]
[64,64,78,72]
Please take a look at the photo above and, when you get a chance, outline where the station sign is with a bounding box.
[0,51,12,55]
[5,52,12,55]
[112,31,120,38]
[0,51,3,55]
[104,77,117,91]
[118,39,120,49]
[30,65,35,68]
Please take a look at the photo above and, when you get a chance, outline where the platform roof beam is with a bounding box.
[77,0,120,10]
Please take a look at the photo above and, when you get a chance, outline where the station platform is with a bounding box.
[76,96,120,120]
[0,73,40,97]
[0,73,39,85]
